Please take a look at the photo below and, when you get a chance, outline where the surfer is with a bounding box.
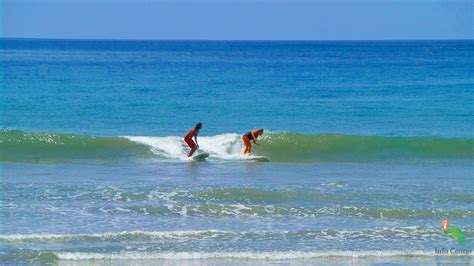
[184,122,202,157]
[242,129,264,155]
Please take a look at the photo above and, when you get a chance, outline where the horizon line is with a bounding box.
[1,37,473,42]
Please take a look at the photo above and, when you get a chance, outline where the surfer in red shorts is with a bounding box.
[242,129,264,155]
[184,122,202,157]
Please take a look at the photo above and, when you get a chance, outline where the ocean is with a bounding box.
[1,39,473,265]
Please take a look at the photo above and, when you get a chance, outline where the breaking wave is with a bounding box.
[1,130,472,163]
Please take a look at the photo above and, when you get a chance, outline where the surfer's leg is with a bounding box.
[189,146,197,157]
[242,136,251,154]
[185,138,197,157]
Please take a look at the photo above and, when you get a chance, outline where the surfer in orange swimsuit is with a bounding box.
[184,122,202,157]
[242,129,264,155]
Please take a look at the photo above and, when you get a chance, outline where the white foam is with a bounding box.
[125,136,187,160]
[0,230,227,241]
[55,250,436,261]
[124,134,248,161]
[0,227,440,241]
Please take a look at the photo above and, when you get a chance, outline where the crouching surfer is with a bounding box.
[184,122,202,157]
[242,129,264,155]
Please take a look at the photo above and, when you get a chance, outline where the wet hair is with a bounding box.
[257,128,264,134]
[196,122,202,129]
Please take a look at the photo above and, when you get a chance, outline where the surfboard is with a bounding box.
[247,156,270,162]
[192,152,209,161]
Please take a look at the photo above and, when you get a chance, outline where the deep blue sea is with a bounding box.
[1,39,473,265]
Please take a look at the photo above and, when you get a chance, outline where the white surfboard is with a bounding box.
[192,152,209,161]
[247,156,270,162]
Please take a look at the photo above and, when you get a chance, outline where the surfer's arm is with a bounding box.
[251,132,258,144]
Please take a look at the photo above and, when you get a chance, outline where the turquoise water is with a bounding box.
[2,39,473,136]
[1,39,473,264]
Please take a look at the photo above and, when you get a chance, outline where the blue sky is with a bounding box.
[2,0,473,40]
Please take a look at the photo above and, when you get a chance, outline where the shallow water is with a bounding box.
[1,161,473,264]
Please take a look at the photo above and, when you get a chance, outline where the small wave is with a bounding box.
[0,130,152,162]
[1,129,472,163]
[87,204,474,219]
[258,132,474,162]
[7,185,474,207]
[1,227,464,242]
[4,250,473,264]
[0,250,440,263]
[0,251,59,262]
[36,250,439,261]
[0,230,226,241]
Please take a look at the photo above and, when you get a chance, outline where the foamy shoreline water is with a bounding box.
[2,161,472,265]
[3,250,473,266]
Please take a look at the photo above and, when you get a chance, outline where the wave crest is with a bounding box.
[1,130,472,163]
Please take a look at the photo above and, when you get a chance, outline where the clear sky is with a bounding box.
[2,0,473,40]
